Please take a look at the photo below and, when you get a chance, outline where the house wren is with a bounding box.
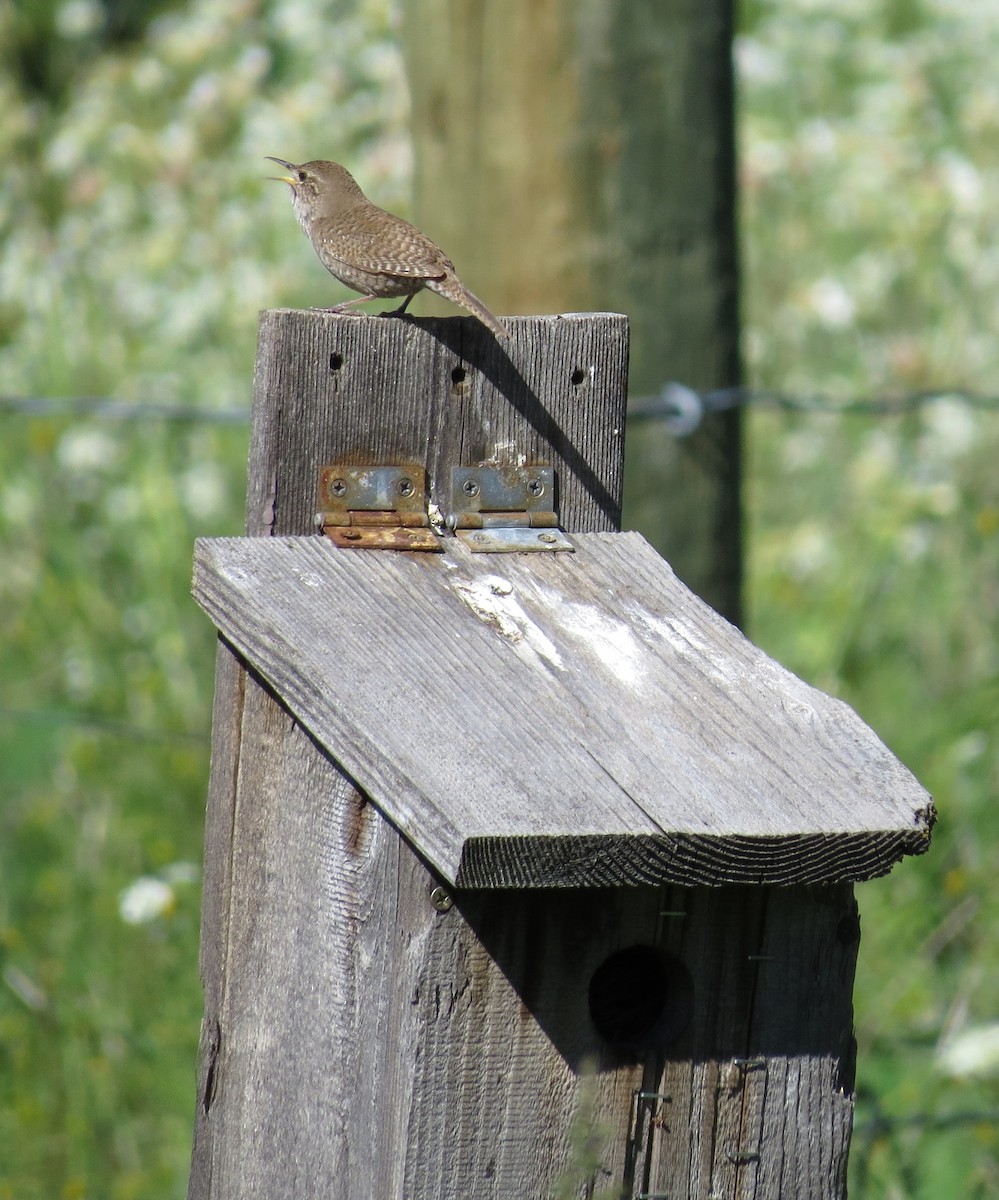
[266,157,509,338]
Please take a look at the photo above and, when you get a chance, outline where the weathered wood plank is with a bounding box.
[189,667,663,1198]
[187,641,245,1200]
[190,668,859,1200]
[626,884,857,1199]
[190,310,648,1199]
[193,705,859,1200]
[191,532,933,888]
[246,310,629,539]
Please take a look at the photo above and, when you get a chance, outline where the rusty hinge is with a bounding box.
[316,464,442,551]
[447,465,573,553]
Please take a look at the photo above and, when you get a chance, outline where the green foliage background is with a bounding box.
[0,0,996,1196]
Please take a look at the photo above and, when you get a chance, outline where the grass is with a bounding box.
[0,415,245,1199]
[746,402,999,1197]
[739,4,999,1190]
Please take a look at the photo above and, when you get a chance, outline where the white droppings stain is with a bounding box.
[295,570,324,588]
[528,584,641,686]
[484,575,513,596]
[485,445,527,467]
[556,600,641,685]
[633,610,710,655]
[452,576,563,671]
[427,500,447,535]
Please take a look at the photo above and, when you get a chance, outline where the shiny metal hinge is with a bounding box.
[316,464,442,551]
[447,465,573,553]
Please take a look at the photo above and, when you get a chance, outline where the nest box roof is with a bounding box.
[193,531,933,888]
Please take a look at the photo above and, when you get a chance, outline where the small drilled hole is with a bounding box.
[329,352,344,372]
[571,367,586,387]
[451,366,467,385]
[588,945,693,1050]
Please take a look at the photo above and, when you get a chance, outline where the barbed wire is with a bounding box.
[2,385,998,435]
[0,395,250,422]
[1,380,994,743]
[0,705,210,745]
[628,383,999,436]
[854,1106,999,1135]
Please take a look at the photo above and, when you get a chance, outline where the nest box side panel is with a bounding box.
[634,885,859,1198]
[188,655,680,1199]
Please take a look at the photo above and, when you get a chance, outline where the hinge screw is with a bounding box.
[462,478,480,497]
[330,477,347,498]
[528,478,545,497]
[538,532,558,544]
[397,476,415,497]
[430,886,453,913]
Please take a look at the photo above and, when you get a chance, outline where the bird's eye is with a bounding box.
[297,170,307,182]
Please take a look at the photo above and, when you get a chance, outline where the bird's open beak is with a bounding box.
[265,156,297,186]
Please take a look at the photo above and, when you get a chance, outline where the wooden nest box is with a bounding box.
[187,312,933,1200]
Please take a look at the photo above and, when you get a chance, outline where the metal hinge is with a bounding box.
[315,462,574,553]
[447,465,573,553]
[316,465,442,551]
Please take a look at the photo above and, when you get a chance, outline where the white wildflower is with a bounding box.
[119,877,175,924]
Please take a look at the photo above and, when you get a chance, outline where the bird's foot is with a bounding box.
[383,296,416,319]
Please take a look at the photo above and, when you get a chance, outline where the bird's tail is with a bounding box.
[428,275,510,339]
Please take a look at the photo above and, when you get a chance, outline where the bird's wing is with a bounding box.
[316,212,451,280]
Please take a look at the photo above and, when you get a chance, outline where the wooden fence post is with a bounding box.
[186,311,931,1200]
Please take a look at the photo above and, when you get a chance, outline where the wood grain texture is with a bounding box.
[634,883,859,1200]
[192,531,933,888]
[188,702,860,1200]
[187,641,244,1200]
[188,660,661,1199]
[246,309,629,539]
[189,309,873,1199]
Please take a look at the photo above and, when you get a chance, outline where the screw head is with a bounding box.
[528,478,545,497]
[397,476,415,497]
[462,478,480,497]
[430,885,453,913]
[539,532,557,544]
[330,477,347,498]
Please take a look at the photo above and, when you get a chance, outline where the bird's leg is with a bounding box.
[310,294,379,314]
[309,294,419,319]
[383,294,416,318]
